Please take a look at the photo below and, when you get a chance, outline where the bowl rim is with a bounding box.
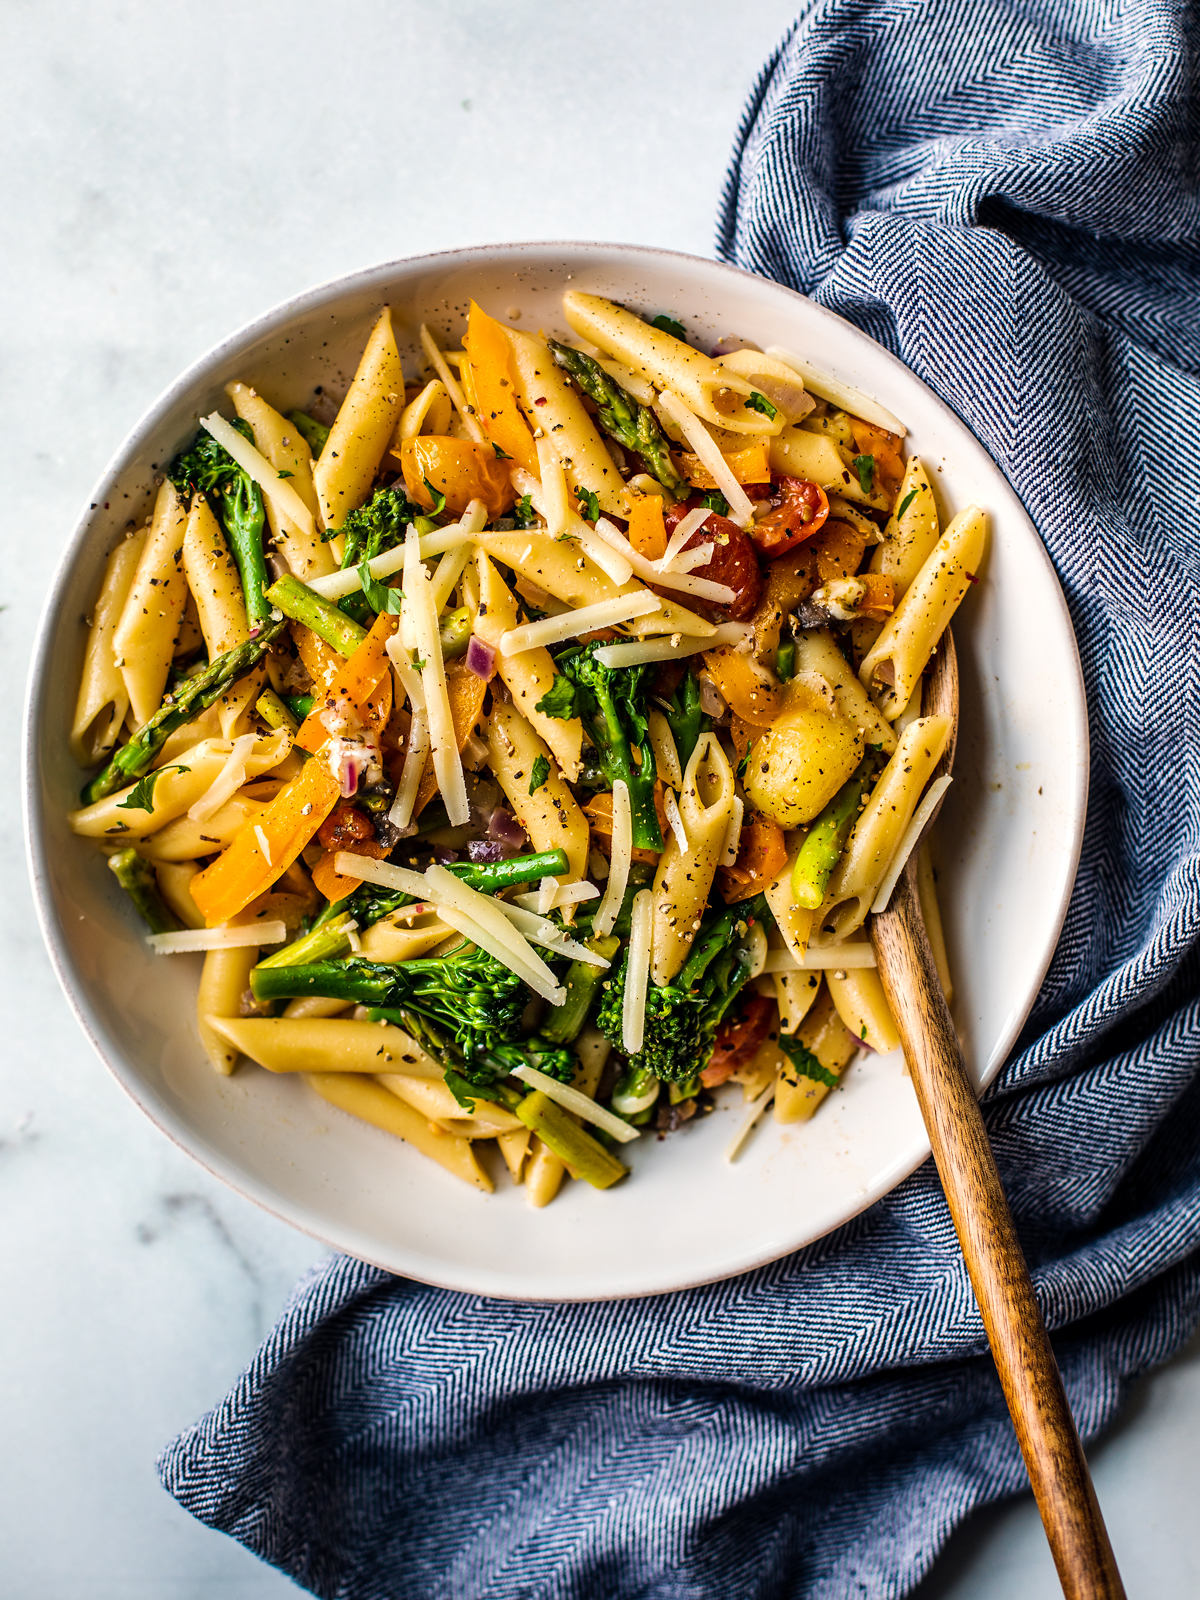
[23,239,1090,1299]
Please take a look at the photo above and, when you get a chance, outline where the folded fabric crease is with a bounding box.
[160,1,1200,1593]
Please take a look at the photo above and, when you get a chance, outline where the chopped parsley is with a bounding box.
[422,478,447,516]
[744,390,778,420]
[357,558,403,614]
[895,486,918,520]
[512,493,538,529]
[574,486,601,523]
[277,469,294,479]
[116,764,191,813]
[779,1035,839,1089]
[700,488,730,517]
[651,313,687,341]
[528,754,551,795]
[853,454,875,495]
[534,676,579,720]
[492,442,511,459]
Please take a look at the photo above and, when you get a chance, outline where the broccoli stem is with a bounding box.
[661,670,707,774]
[514,1091,627,1188]
[255,910,360,971]
[251,958,394,1006]
[791,759,880,910]
[265,574,367,656]
[610,1062,660,1116]
[107,848,180,934]
[547,341,687,500]
[81,618,288,804]
[284,693,315,720]
[540,935,620,1044]
[286,410,330,457]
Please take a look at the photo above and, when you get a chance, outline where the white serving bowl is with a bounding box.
[24,243,1087,1301]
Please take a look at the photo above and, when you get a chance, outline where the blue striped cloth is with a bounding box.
[160,3,1200,1594]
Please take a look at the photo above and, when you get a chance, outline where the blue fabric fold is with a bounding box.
[160,2,1200,1593]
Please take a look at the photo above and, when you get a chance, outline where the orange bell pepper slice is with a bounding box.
[681,442,771,490]
[702,647,782,728]
[626,495,666,561]
[190,752,344,926]
[399,436,514,520]
[719,812,788,903]
[810,519,869,583]
[296,612,397,753]
[849,419,905,501]
[856,573,896,620]
[293,624,344,691]
[464,302,540,476]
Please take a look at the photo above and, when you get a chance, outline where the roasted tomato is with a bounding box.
[663,500,764,620]
[751,477,830,558]
[702,994,778,1087]
[398,436,515,519]
[317,802,378,854]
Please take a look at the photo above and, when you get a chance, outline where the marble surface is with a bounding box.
[5,3,1198,1595]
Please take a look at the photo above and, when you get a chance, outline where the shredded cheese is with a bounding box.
[419,326,485,442]
[764,944,878,971]
[535,435,571,538]
[664,787,689,856]
[763,346,907,437]
[657,506,712,570]
[509,466,633,586]
[403,525,470,824]
[871,775,953,914]
[654,392,756,529]
[593,779,632,937]
[187,733,259,823]
[308,501,487,603]
[664,543,715,574]
[424,864,565,1001]
[535,875,557,917]
[333,855,427,896]
[622,888,654,1054]
[593,622,751,669]
[590,518,735,605]
[147,921,287,954]
[429,540,473,614]
[200,413,316,539]
[724,1079,777,1163]
[513,881,600,914]
[388,704,428,829]
[254,824,273,866]
[495,903,611,967]
[719,795,745,867]
[510,1063,639,1143]
[434,905,566,1007]
[498,590,660,656]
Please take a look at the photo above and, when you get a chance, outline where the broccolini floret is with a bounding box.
[540,643,663,851]
[595,896,769,1083]
[169,420,270,631]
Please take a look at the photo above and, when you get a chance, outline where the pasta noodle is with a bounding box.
[69,282,988,1202]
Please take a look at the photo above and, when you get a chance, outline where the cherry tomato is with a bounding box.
[702,994,778,1087]
[751,477,830,558]
[663,501,764,620]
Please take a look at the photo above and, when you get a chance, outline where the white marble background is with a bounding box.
[5,2,1198,1595]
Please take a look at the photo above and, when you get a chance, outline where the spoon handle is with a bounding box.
[870,870,1125,1600]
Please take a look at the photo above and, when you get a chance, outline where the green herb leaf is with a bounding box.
[895,487,918,520]
[277,469,294,479]
[700,489,730,517]
[528,754,551,796]
[779,1034,839,1088]
[651,313,686,340]
[492,442,511,460]
[513,493,537,529]
[744,390,778,420]
[357,558,403,615]
[116,764,191,813]
[422,478,448,517]
[574,486,601,523]
[534,676,579,721]
[853,454,875,495]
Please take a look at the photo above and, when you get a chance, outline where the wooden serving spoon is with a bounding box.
[868,631,1125,1600]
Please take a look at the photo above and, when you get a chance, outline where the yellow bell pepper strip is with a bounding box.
[190,750,344,926]
[681,441,772,490]
[626,494,667,561]
[464,302,540,475]
[294,624,344,691]
[296,611,397,753]
[399,436,515,520]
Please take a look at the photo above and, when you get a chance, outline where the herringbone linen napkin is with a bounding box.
[161,2,1200,1593]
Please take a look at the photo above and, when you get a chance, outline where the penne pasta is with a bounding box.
[506,327,628,516]
[112,480,190,727]
[227,381,332,581]
[313,306,406,532]
[486,702,589,885]
[197,945,259,1075]
[650,734,736,984]
[305,1072,492,1192]
[71,532,145,765]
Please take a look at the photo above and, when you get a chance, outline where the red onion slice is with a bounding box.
[466,635,497,680]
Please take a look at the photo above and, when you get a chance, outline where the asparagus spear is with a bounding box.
[540,935,620,1044]
[286,410,330,457]
[547,340,688,500]
[256,688,301,736]
[81,617,288,805]
[264,574,367,657]
[790,755,884,910]
[108,849,180,934]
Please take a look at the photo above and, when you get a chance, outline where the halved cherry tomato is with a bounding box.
[663,501,763,620]
[399,436,515,520]
[751,477,830,558]
[702,994,778,1086]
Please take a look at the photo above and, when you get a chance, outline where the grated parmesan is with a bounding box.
[724,1078,777,1163]
[870,775,953,914]
[498,590,660,656]
[420,326,485,442]
[147,921,286,954]
[622,888,654,1054]
[187,733,259,823]
[654,392,756,529]
[590,518,735,605]
[593,621,751,670]
[254,824,273,866]
[592,778,632,938]
[763,347,907,437]
[657,506,712,570]
[402,525,470,825]
[201,413,316,539]
[510,1063,639,1142]
[495,902,611,968]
